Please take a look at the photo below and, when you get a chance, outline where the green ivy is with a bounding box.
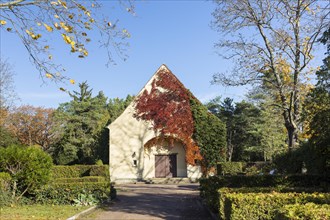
[190,96,226,169]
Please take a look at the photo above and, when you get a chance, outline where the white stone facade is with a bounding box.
[108,65,202,183]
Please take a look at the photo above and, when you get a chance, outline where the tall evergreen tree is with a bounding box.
[52,82,109,164]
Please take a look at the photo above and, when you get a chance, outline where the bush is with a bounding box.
[51,165,109,179]
[217,162,246,175]
[0,172,12,191]
[0,145,53,201]
[0,189,12,207]
[35,182,110,205]
[217,162,274,176]
[222,192,330,220]
[274,203,330,220]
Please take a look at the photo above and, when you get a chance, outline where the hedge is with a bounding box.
[222,192,330,220]
[53,176,107,183]
[35,182,110,205]
[51,165,109,179]
[217,162,274,176]
[274,203,330,220]
[199,175,329,212]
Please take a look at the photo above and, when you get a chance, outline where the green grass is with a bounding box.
[0,204,91,220]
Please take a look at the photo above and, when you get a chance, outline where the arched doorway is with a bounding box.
[144,136,187,178]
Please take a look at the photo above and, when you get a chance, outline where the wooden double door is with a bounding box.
[155,154,177,178]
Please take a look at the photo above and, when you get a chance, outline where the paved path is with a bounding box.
[79,183,214,220]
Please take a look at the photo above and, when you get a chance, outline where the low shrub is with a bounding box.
[217,162,246,175]
[222,192,330,220]
[0,172,12,191]
[0,189,12,207]
[274,203,330,220]
[35,182,110,205]
[0,145,53,202]
[51,165,109,179]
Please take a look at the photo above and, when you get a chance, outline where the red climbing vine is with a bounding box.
[134,68,202,165]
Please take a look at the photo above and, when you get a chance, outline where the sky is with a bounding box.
[0,1,325,109]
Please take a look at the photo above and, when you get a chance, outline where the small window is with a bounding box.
[133,160,137,167]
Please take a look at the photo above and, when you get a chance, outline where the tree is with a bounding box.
[52,82,109,164]
[0,1,134,82]
[207,96,286,162]
[0,59,18,111]
[302,27,330,174]
[5,105,58,151]
[212,0,329,150]
[0,145,53,202]
[108,95,134,124]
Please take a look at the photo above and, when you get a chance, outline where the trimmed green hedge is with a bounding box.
[199,175,329,212]
[35,182,110,205]
[51,165,109,179]
[217,162,274,176]
[274,203,330,220]
[222,192,330,220]
[53,176,107,183]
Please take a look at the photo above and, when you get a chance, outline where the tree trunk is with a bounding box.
[285,122,297,151]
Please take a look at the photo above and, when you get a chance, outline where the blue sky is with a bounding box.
[0,1,324,108]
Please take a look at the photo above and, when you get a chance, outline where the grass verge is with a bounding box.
[0,204,91,220]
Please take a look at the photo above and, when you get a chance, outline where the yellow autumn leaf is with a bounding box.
[54,23,61,30]
[83,50,88,56]
[85,11,91,17]
[43,23,53,32]
[50,1,58,5]
[44,45,49,49]
[45,73,53,78]
[0,20,6,25]
[54,14,59,19]
[37,22,41,26]
[58,0,67,9]
[69,79,75,84]
[62,34,73,44]
[60,22,72,33]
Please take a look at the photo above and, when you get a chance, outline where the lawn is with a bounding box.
[0,204,91,220]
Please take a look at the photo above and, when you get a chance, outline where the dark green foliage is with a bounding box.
[52,82,110,164]
[301,28,330,176]
[35,182,110,205]
[222,192,330,220]
[107,95,134,124]
[51,165,109,179]
[0,145,53,201]
[274,203,330,220]
[206,97,285,162]
[190,97,226,169]
[274,142,329,175]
